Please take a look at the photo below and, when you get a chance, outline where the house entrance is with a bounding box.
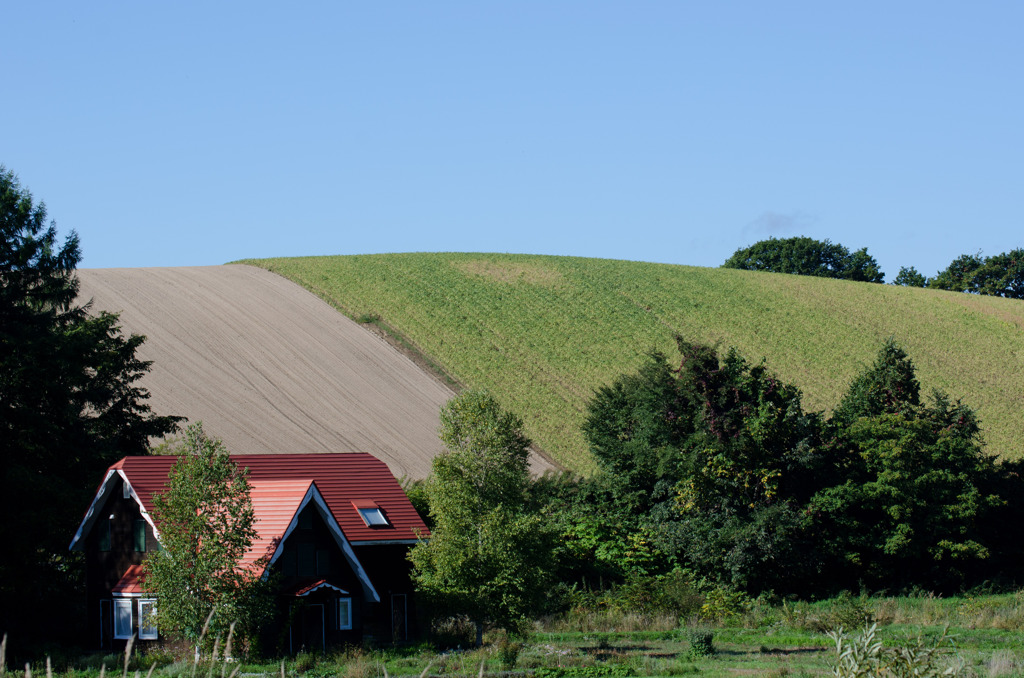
[291,603,325,653]
[391,594,407,642]
[99,600,112,649]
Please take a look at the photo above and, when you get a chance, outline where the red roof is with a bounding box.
[243,479,315,571]
[112,564,146,595]
[293,579,350,597]
[74,454,429,555]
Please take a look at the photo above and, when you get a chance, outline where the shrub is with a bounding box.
[497,637,523,669]
[430,615,476,648]
[827,623,964,677]
[685,629,715,658]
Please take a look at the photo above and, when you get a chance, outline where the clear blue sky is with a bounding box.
[4,2,1021,279]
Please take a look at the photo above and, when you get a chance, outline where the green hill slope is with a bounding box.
[238,253,1024,472]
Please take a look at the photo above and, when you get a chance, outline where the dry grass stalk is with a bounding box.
[123,634,136,678]
[222,621,237,675]
[206,634,221,678]
[418,660,433,678]
[191,608,217,678]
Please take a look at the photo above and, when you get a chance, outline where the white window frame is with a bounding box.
[139,599,158,640]
[113,598,134,639]
[338,597,353,630]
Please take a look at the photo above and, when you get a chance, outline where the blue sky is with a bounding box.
[3,2,1021,279]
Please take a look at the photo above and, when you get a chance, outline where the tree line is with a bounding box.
[413,339,1024,640]
[724,235,1024,299]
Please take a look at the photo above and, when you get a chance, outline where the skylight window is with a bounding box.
[358,507,389,527]
[352,500,390,527]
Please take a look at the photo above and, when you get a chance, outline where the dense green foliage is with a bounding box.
[554,339,1021,597]
[145,424,275,646]
[811,341,1005,591]
[929,248,1024,298]
[722,236,884,282]
[410,391,555,642]
[242,253,1024,471]
[0,167,181,642]
[893,265,928,287]
[578,339,823,593]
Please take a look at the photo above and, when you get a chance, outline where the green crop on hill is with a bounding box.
[236,253,1024,473]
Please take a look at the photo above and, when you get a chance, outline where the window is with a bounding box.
[297,543,315,576]
[316,549,330,576]
[99,516,112,552]
[139,600,158,640]
[133,519,147,552]
[113,599,133,639]
[358,507,389,527]
[123,481,132,499]
[281,549,297,577]
[338,598,352,630]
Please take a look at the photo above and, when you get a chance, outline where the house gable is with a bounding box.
[69,468,164,552]
[252,480,380,602]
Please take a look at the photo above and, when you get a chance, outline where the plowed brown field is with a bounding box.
[77,264,555,479]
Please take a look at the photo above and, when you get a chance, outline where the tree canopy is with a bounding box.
[929,249,1024,299]
[893,266,928,287]
[579,339,823,592]
[812,343,1003,590]
[723,236,884,283]
[570,336,1020,596]
[0,167,181,642]
[409,391,554,643]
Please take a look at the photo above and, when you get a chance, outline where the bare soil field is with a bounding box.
[77,264,555,479]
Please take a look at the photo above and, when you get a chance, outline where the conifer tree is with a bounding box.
[0,166,181,641]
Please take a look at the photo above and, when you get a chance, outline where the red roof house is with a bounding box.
[70,454,429,652]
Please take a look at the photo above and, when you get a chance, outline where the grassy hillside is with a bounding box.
[238,253,1024,473]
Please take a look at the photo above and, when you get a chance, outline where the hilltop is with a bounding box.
[239,253,1024,473]
[77,265,556,479]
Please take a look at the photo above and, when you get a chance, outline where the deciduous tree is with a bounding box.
[929,249,1024,298]
[144,424,275,647]
[723,236,884,283]
[893,266,928,287]
[409,391,554,644]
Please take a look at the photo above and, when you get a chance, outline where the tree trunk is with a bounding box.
[475,620,483,647]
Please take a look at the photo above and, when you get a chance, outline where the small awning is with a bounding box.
[112,564,147,596]
[293,579,350,597]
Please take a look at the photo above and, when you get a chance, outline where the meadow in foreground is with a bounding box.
[8,592,1023,678]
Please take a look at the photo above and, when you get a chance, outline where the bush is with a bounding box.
[685,629,715,658]
[827,624,964,677]
[496,637,523,669]
[430,615,476,648]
